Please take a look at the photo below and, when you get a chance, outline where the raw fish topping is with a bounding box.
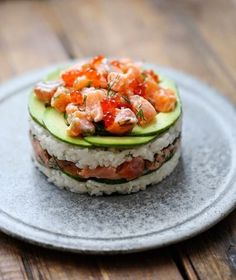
[34,56,177,137]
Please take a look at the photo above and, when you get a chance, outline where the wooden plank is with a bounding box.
[0,233,27,280]
[0,1,183,280]
[0,0,68,279]
[179,0,236,92]
[47,1,236,279]
[48,0,235,99]
[1,0,236,279]
[154,0,236,102]
[18,246,102,280]
[96,250,183,280]
[176,211,236,279]
[0,0,67,82]
[160,0,236,279]
[0,1,184,279]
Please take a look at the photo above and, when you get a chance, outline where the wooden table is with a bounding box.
[0,0,236,279]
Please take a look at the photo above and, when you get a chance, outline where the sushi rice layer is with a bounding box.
[33,147,181,196]
[30,118,181,169]
[30,117,181,195]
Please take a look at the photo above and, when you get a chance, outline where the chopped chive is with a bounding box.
[107,74,120,97]
[83,95,87,106]
[136,104,145,120]
[122,95,131,104]
[118,118,132,126]
[141,72,148,80]
[53,93,62,101]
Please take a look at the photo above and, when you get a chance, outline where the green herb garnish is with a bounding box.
[136,105,145,120]
[64,112,69,126]
[53,93,62,101]
[87,81,92,87]
[83,95,87,106]
[118,118,132,127]
[141,72,148,81]
[107,74,120,97]
[122,95,131,104]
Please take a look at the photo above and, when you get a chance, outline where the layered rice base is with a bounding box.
[30,118,181,196]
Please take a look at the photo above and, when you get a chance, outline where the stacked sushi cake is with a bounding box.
[29,56,182,195]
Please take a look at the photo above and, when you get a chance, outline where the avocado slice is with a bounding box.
[84,135,156,148]
[28,69,62,127]
[43,108,92,147]
[43,107,156,148]
[44,68,61,81]
[130,76,181,136]
[28,92,47,126]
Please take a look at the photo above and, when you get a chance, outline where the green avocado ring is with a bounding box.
[28,69,182,148]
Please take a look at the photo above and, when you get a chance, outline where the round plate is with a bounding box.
[0,63,236,254]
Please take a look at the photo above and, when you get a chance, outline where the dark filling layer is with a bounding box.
[30,132,180,184]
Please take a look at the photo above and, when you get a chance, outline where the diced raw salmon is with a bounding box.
[79,166,120,180]
[34,80,62,103]
[73,75,91,90]
[154,88,177,112]
[66,103,79,115]
[85,89,106,122]
[144,77,176,112]
[79,157,144,180]
[143,76,159,102]
[67,116,95,137]
[145,154,164,171]
[56,159,81,177]
[106,108,137,135]
[107,72,126,92]
[129,95,156,126]
[31,136,52,167]
[51,86,71,112]
[117,157,145,180]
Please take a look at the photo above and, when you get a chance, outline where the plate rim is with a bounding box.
[0,63,236,254]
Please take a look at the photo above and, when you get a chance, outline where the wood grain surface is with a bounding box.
[0,0,236,279]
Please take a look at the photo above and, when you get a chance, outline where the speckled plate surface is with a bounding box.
[0,63,236,254]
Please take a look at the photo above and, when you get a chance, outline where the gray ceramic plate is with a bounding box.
[0,63,236,254]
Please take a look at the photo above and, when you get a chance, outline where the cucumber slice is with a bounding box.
[44,68,61,81]
[28,92,47,126]
[84,135,156,148]
[61,170,128,185]
[43,108,92,147]
[43,107,156,148]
